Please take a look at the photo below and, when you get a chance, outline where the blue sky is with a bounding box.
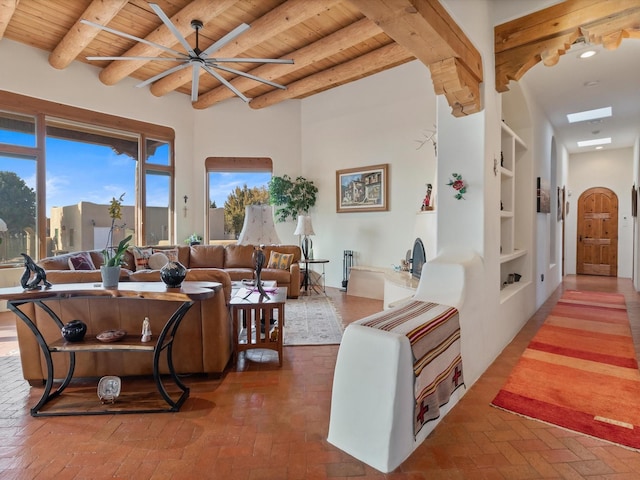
[1,129,269,216]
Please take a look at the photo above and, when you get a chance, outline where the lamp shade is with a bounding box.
[293,215,315,236]
[237,205,281,245]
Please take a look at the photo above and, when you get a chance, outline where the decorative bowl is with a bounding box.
[96,329,127,343]
[61,320,87,342]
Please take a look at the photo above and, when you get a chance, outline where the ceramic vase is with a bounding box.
[160,260,187,288]
[100,265,121,288]
[61,320,87,342]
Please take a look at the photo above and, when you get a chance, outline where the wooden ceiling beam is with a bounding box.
[430,57,481,116]
[249,43,413,109]
[0,0,19,39]
[48,0,128,70]
[580,9,640,50]
[348,0,482,117]
[149,0,342,98]
[193,18,384,110]
[495,0,640,92]
[98,0,239,86]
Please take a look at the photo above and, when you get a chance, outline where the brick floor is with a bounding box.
[1,275,639,479]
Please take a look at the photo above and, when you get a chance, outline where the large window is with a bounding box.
[0,91,174,264]
[206,157,272,243]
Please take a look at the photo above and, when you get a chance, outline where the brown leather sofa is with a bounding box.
[38,244,301,299]
[13,244,301,385]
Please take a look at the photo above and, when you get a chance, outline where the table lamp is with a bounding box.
[294,215,315,260]
[237,205,281,245]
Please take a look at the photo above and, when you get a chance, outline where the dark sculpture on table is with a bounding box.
[20,253,52,290]
[253,247,270,299]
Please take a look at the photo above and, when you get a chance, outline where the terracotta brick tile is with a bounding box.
[2,280,640,479]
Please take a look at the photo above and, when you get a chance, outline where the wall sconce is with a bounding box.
[183,195,188,218]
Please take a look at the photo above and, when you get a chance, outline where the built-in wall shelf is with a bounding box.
[500,280,532,304]
[500,248,527,264]
[500,120,529,292]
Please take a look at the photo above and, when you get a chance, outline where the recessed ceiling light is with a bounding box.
[567,106,612,124]
[579,50,597,59]
[577,137,611,147]
[595,146,604,150]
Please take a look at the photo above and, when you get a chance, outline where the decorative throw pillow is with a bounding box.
[267,251,294,270]
[132,247,153,270]
[68,252,96,271]
[153,248,179,263]
[148,252,169,270]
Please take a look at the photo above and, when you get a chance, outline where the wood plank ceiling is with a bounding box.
[0,0,482,116]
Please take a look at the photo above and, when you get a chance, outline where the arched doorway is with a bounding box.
[576,187,618,276]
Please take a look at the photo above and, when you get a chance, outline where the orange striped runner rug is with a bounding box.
[491,290,640,449]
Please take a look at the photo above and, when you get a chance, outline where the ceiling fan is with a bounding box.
[81,3,293,103]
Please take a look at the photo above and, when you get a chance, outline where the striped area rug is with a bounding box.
[491,290,640,450]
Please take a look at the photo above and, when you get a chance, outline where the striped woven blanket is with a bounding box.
[358,300,464,436]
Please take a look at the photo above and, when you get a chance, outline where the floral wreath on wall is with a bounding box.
[447,173,467,200]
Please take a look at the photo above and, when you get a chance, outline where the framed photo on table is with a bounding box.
[336,164,389,213]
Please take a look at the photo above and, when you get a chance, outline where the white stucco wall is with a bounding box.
[300,60,438,287]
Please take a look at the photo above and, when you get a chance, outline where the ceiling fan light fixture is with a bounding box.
[82,3,293,105]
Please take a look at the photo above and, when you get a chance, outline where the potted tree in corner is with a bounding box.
[268,175,318,223]
[269,175,318,260]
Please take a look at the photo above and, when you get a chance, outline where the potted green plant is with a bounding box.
[101,193,132,288]
[185,233,202,246]
[268,175,318,222]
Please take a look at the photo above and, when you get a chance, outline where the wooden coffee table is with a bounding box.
[229,286,287,366]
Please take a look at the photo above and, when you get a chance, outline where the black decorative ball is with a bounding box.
[160,260,187,288]
[61,320,87,342]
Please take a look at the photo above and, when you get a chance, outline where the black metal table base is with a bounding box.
[9,298,194,417]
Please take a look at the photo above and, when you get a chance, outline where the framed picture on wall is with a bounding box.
[336,164,389,213]
[537,177,550,213]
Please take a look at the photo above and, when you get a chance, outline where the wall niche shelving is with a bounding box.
[500,121,530,302]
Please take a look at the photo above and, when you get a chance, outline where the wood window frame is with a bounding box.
[0,90,175,258]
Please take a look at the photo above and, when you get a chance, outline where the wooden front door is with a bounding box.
[576,187,618,276]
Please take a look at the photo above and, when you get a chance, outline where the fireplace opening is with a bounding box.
[411,238,426,279]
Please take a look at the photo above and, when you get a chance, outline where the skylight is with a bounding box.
[577,137,611,147]
[567,107,612,123]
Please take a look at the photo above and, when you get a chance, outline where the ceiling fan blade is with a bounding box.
[202,65,249,102]
[211,63,287,90]
[201,23,250,58]
[149,3,196,57]
[191,64,201,102]
[80,19,184,58]
[210,58,294,64]
[86,56,186,62]
[136,61,192,88]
